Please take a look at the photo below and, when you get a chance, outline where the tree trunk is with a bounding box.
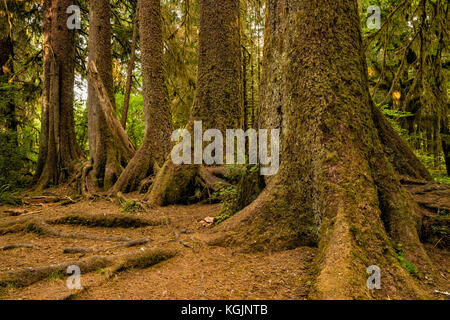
[111,0,172,193]
[87,0,135,190]
[442,117,450,175]
[210,0,435,299]
[35,0,52,181]
[120,2,139,129]
[146,0,242,205]
[35,0,83,188]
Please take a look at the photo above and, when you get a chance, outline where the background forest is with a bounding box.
[0,0,448,199]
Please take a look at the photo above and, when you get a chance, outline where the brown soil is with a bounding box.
[0,185,448,300]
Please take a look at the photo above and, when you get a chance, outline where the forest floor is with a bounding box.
[0,179,448,300]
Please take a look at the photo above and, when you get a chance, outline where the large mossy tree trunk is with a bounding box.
[211,0,435,299]
[111,0,172,193]
[87,0,135,191]
[35,0,83,188]
[146,0,242,205]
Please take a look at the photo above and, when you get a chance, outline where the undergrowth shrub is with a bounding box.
[213,165,265,224]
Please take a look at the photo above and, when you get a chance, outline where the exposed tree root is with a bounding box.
[0,219,131,242]
[1,209,28,217]
[21,195,77,205]
[114,192,152,212]
[111,248,176,273]
[48,213,164,228]
[0,248,176,289]
[63,238,152,254]
[146,160,231,206]
[138,176,154,194]
[62,248,177,300]
[0,255,112,288]
[0,244,40,251]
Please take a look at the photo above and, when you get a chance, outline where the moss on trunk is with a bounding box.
[146,0,243,205]
[209,0,436,299]
[87,0,135,190]
[111,0,172,193]
[35,0,83,188]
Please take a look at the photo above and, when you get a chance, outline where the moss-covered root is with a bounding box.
[111,248,176,273]
[63,238,152,254]
[0,219,132,242]
[0,255,112,288]
[110,146,158,194]
[309,200,429,300]
[0,248,176,289]
[145,159,199,206]
[48,213,164,228]
[207,172,432,299]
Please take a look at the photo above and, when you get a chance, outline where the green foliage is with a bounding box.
[74,100,89,155]
[393,243,420,277]
[214,185,241,224]
[0,131,31,189]
[430,171,450,185]
[120,199,140,213]
[431,225,448,236]
[380,104,449,180]
[115,93,145,148]
[47,271,64,281]
[380,105,414,118]
[214,165,264,224]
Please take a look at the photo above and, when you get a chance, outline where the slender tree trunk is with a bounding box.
[120,2,139,129]
[442,116,450,175]
[35,0,52,181]
[111,0,172,193]
[146,0,242,205]
[87,0,135,190]
[242,46,248,131]
[35,0,83,188]
[210,0,435,299]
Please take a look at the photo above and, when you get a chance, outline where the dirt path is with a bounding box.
[0,185,448,300]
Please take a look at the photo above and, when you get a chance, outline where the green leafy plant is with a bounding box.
[120,199,140,213]
[213,165,264,224]
[393,243,420,277]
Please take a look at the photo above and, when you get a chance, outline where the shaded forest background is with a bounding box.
[0,0,448,197]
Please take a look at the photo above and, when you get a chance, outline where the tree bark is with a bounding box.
[210,0,435,299]
[35,0,83,188]
[111,0,172,193]
[146,0,242,205]
[442,116,450,176]
[120,2,139,129]
[87,0,135,190]
[35,0,52,181]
